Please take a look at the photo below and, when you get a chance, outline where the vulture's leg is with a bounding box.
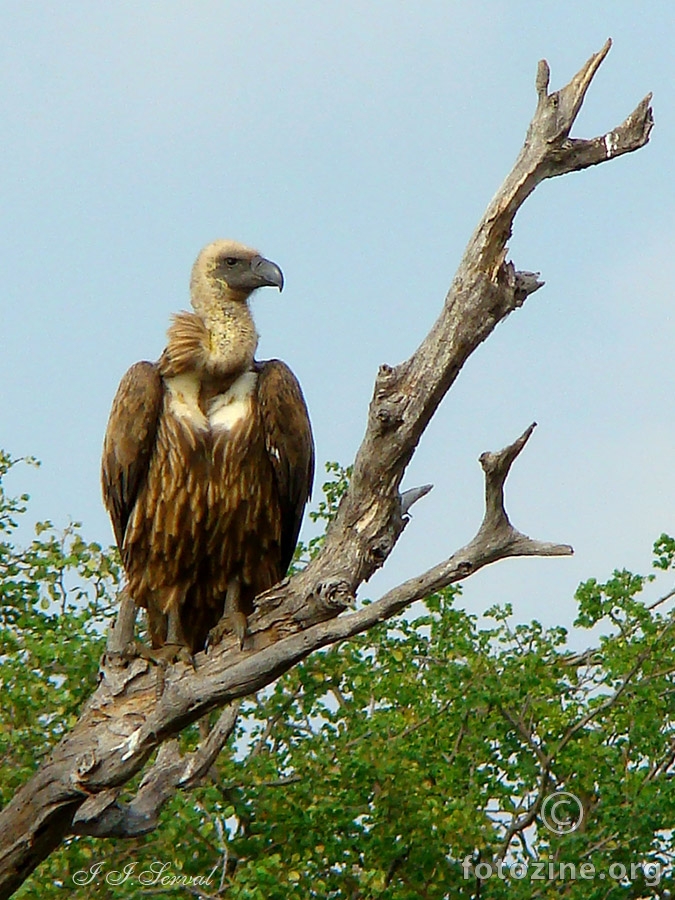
[166,602,186,645]
[102,591,193,697]
[125,589,195,674]
[208,577,247,650]
[161,592,196,667]
[224,577,248,647]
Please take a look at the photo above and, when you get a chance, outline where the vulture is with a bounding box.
[101,240,314,654]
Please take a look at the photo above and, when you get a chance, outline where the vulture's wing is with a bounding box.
[257,359,315,573]
[101,361,163,551]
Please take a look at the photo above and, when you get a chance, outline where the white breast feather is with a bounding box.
[166,373,208,430]
[209,371,258,432]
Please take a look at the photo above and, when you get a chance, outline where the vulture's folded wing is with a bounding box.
[101,361,163,551]
[257,359,315,574]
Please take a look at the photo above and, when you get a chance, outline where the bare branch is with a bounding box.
[71,704,239,838]
[498,763,552,861]
[282,41,646,627]
[476,422,573,557]
[300,426,573,639]
[555,617,675,757]
[499,705,550,769]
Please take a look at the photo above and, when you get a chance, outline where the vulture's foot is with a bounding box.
[208,577,249,650]
[102,640,194,696]
[128,641,196,697]
[134,641,195,667]
[207,611,248,652]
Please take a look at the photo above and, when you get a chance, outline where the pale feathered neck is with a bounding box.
[159,304,258,379]
[158,255,260,378]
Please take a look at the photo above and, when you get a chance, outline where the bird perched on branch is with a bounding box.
[102,240,314,654]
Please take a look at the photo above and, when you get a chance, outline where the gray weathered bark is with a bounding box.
[0,40,652,899]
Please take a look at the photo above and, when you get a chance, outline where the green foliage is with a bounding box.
[3,451,675,898]
[0,452,121,801]
[653,533,675,571]
[292,461,352,567]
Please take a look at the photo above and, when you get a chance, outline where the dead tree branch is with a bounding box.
[0,41,652,899]
[70,704,240,838]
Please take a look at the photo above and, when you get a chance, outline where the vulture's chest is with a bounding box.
[155,368,275,533]
[164,370,259,438]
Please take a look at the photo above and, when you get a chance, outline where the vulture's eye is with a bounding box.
[224,257,238,266]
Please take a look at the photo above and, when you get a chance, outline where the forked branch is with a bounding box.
[71,705,240,839]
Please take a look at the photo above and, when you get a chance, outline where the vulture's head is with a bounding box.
[191,239,284,308]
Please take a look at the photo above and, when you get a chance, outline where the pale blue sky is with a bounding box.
[2,2,673,637]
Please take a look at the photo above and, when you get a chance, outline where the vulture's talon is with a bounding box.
[207,612,248,652]
[233,612,248,650]
[127,640,195,668]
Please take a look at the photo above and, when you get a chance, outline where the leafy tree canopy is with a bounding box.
[2,450,674,899]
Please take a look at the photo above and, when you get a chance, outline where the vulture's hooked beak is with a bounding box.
[251,255,284,292]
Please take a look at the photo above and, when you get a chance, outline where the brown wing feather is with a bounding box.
[101,361,163,551]
[257,359,315,574]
